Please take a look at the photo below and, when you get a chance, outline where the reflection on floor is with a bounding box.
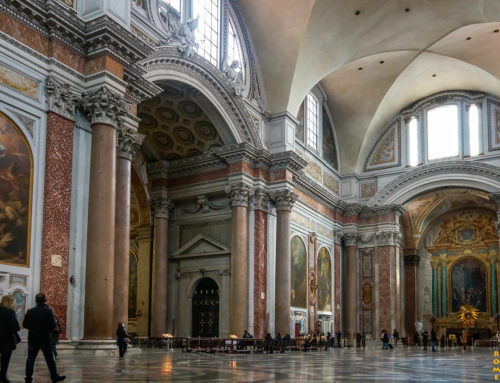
[6,347,497,382]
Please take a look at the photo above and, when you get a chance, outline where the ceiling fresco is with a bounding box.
[138,81,226,161]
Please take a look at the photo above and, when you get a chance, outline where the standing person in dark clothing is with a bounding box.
[431,328,438,352]
[336,331,341,347]
[361,331,366,348]
[0,295,20,383]
[116,323,129,357]
[23,293,65,383]
[393,329,400,347]
[413,332,420,346]
[422,330,429,351]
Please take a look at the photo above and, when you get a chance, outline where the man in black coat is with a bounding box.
[0,295,20,383]
[23,293,65,383]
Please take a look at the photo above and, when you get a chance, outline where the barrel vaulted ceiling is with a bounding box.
[236,0,500,173]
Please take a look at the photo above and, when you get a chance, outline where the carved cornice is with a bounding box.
[45,76,79,120]
[117,119,145,161]
[227,183,252,208]
[363,204,406,217]
[490,192,500,208]
[123,63,163,104]
[273,190,298,212]
[375,230,401,246]
[343,203,364,217]
[0,1,154,67]
[147,160,169,180]
[81,87,128,126]
[253,189,270,212]
[293,173,345,211]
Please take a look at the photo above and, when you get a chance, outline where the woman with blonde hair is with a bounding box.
[0,295,20,383]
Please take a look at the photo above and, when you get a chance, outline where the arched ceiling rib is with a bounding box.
[236,0,500,173]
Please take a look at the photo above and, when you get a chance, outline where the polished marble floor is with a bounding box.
[5,346,499,382]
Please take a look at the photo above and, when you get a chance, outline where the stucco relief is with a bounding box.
[306,157,322,183]
[360,182,376,199]
[323,173,339,195]
[364,119,401,171]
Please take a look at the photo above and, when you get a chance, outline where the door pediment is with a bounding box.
[172,234,230,259]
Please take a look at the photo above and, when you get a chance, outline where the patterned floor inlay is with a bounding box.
[5,346,499,382]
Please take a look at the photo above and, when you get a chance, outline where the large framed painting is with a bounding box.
[451,257,486,312]
[317,247,332,312]
[0,113,32,267]
[128,250,138,318]
[291,235,307,308]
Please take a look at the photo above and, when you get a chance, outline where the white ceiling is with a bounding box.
[236,0,500,173]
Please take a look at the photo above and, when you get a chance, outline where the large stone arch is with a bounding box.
[367,161,500,207]
[138,47,263,149]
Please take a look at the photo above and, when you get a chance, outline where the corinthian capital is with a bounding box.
[274,190,298,212]
[81,87,129,126]
[344,232,360,247]
[150,196,174,219]
[227,183,252,208]
[46,76,79,120]
[117,118,145,161]
[253,189,270,212]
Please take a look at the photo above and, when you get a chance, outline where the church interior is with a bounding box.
[1,0,500,379]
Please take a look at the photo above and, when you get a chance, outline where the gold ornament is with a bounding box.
[457,304,479,327]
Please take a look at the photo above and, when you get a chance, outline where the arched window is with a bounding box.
[193,0,220,66]
[427,104,459,160]
[306,93,320,151]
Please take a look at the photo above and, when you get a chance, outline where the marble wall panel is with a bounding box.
[253,210,267,338]
[378,246,392,332]
[40,112,74,337]
[334,243,341,332]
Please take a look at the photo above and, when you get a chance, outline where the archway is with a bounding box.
[192,277,220,337]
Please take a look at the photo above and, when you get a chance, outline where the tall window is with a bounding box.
[469,104,480,157]
[306,93,319,151]
[227,19,244,78]
[193,0,220,66]
[427,105,459,160]
[408,117,419,166]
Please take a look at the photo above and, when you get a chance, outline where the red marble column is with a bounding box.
[333,238,341,332]
[40,111,74,338]
[344,233,358,339]
[378,245,392,332]
[253,190,269,338]
[404,250,419,343]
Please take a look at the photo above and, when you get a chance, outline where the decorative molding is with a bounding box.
[81,87,129,126]
[333,231,343,245]
[368,161,500,207]
[139,49,262,148]
[227,183,252,208]
[323,173,339,195]
[183,195,227,214]
[274,190,298,212]
[375,230,401,246]
[401,90,484,117]
[360,182,376,199]
[12,113,35,137]
[147,160,169,180]
[344,232,359,247]
[45,76,79,120]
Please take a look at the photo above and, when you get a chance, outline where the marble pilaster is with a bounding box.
[430,259,439,317]
[404,251,419,344]
[333,232,342,333]
[344,232,359,339]
[274,190,298,337]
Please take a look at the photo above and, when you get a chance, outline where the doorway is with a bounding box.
[191,278,219,337]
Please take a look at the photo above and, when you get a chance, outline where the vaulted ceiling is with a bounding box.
[236,0,500,173]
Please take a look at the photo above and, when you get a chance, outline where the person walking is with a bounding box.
[116,323,129,358]
[0,295,20,383]
[361,331,366,348]
[50,317,61,359]
[23,292,65,383]
[393,329,400,347]
[431,328,437,352]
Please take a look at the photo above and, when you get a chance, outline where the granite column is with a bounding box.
[404,250,419,344]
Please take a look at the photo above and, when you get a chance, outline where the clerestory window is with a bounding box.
[306,93,320,151]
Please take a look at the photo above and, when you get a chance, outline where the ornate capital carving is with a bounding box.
[430,258,440,269]
[404,254,420,267]
[253,189,270,212]
[344,232,359,247]
[150,197,174,219]
[488,251,498,264]
[333,230,343,245]
[274,190,298,212]
[117,122,145,161]
[375,230,400,246]
[227,183,252,208]
[81,87,128,126]
[46,76,78,120]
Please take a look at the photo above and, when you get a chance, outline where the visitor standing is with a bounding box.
[392,329,399,347]
[116,323,129,358]
[361,331,366,348]
[422,330,429,351]
[23,292,65,383]
[413,332,420,346]
[0,295,20,383]
[431,328,437,352]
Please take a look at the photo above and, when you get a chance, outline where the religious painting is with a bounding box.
[317,247,332,312]
[0,113,32,267]
[128,250,138,318]
[451,257,486,312]
[322,107,338,169]
[291,235,307,308]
